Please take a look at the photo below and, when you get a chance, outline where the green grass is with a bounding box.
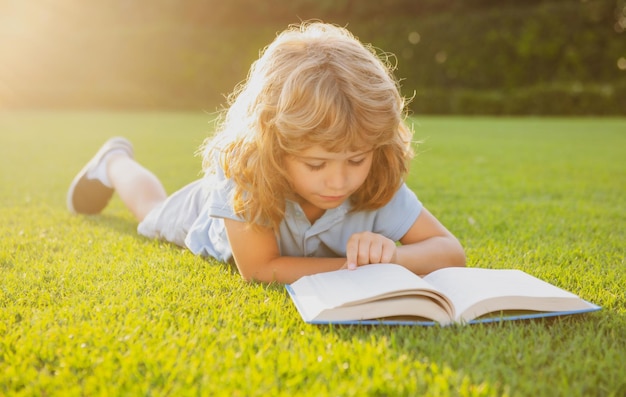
[0,112,624,396]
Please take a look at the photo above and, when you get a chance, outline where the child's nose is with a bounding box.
[325,165,348,190]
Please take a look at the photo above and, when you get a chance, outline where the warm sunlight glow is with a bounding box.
[0,2,57,107]
[0,0,255,109]
[0,1,128,108]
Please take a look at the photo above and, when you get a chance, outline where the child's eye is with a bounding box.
[305,163,325,171]
[348,158,366,166]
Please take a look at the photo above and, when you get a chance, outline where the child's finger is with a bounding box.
[347,232,372,268]
[345,235,359,270]
[380,241,397,264]
[367,239,384,264]
[347,232,381,267]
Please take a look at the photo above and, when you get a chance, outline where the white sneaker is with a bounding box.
[66,137,134,214]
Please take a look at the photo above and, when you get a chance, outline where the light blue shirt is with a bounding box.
[184,170,423,262]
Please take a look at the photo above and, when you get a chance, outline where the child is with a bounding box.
[67,22,465,284]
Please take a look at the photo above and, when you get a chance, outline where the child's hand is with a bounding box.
[345,232,397,270]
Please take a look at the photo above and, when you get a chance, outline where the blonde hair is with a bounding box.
[202,21,414,230]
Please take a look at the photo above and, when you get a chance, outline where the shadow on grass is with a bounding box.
[82,213,138,236]
[80,212,241,276]
[311,308,605,334]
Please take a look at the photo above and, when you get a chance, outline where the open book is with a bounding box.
[286,264,600,326]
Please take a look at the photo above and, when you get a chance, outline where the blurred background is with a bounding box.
[1,0,624,115]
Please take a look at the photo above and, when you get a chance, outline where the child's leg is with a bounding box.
[106,154,167,222]
[67,137,166,222]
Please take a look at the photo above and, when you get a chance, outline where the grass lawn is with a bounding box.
[1,112,624,396]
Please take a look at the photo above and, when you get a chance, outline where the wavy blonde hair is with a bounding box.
[202,22,415,230]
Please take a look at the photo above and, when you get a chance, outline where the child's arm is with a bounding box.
[224,218,346,284]
[345,207,466,275]
[224,207,464,284]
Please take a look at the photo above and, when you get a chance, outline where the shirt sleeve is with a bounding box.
[204,165,244,222]
[373,183,423,241]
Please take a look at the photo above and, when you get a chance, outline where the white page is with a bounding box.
[424,267,582,320]
[290,264,438,309]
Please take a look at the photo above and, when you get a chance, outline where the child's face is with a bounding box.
[284,145,373,213]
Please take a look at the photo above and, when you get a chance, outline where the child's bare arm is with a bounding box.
[223,218,345,284]
[224,207,464,284]
[345,208,466,275]
[397,207,466,273]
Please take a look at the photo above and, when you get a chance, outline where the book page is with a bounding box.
[312,296,453,325]
[289,264,441,309]
[424,267,591,322]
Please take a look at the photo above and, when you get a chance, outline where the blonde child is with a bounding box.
[67,22,465,284]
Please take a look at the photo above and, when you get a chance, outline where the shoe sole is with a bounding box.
[66,137,134,214]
